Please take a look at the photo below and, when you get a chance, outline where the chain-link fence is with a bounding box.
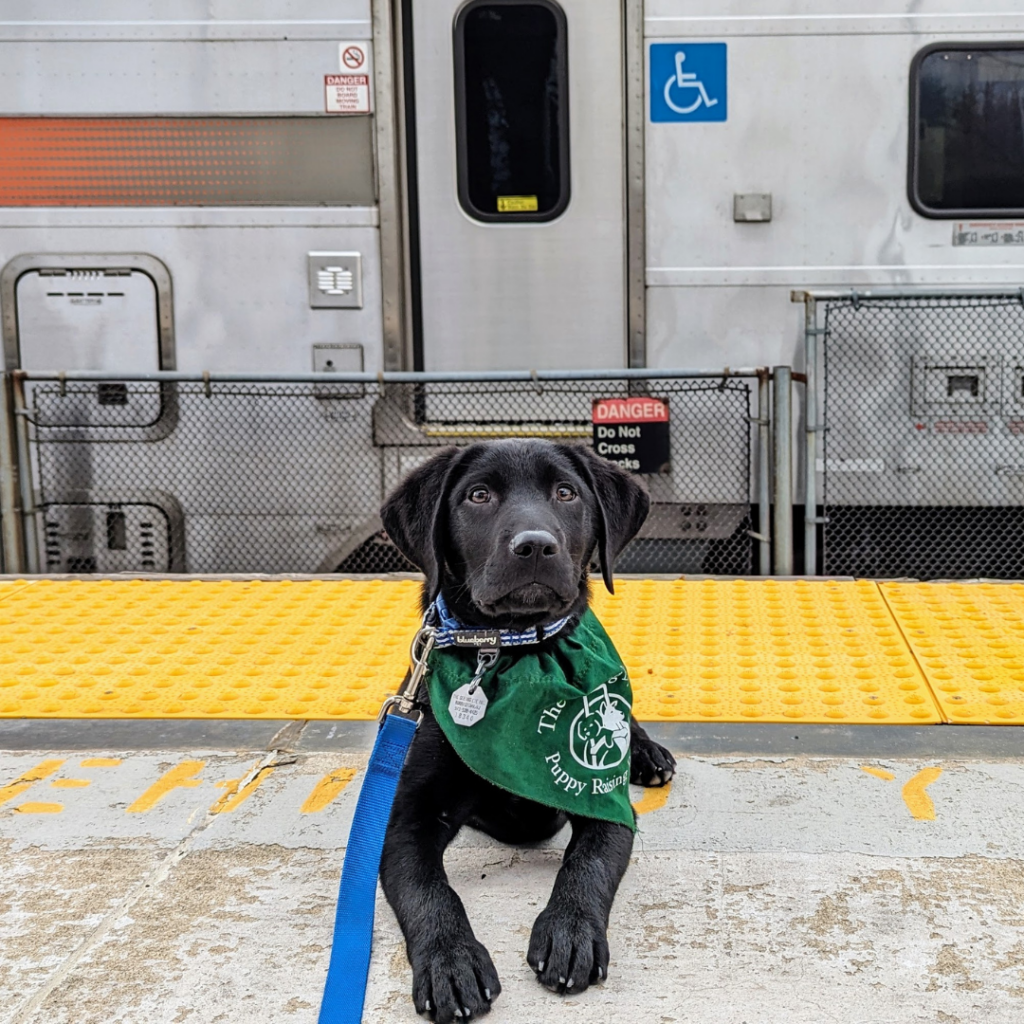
[7,371,758,577]
[818,291,1024,579]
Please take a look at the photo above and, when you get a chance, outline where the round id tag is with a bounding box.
[449,683,488,727]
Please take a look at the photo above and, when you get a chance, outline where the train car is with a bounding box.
[1,0,1023,575]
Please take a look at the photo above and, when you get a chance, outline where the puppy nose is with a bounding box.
[510,530,559,559]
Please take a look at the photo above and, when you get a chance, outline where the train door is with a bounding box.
[407,0,626,370]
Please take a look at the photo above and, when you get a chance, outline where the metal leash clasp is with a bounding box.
[377,622,437,725]
[467,649,498,695]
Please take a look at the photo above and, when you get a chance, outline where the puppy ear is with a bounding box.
[563,446,650,594]
[380,447,466,600]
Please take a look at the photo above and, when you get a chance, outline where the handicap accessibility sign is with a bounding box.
[650,42,727,123]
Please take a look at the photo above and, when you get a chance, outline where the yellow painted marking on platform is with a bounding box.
[902,766,943,820]
[81,758,122,767]
[126,760,205,813]
[631,782,671,815]
[861,766,896,781]
[210,765,275,814]
[51,778,90,788]
[13,801,63,813]
[592,579,940,723]
[882,582,1024,724]
[0,758,65,807]
[301,768,358,813]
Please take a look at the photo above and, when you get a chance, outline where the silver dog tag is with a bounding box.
[449,683,488,727]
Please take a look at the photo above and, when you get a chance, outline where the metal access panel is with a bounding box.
[18,270,158,372]
[2,254,174,372]
[411,0,627,370]
[40,502,175,574]
[911,355,1003,418]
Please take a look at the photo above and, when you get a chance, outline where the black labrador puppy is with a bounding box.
[379,439,676,1022]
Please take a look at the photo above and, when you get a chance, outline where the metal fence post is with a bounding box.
[756,369,772,575]
[11,374,39,573]
[772,366,793,575]
[0,372,25,573]
[802,294,820,575]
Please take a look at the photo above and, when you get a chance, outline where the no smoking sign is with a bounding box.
[342,45,365,70]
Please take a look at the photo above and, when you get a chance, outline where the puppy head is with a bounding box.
[380,439,649,627]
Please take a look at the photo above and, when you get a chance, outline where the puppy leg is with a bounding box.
[527,815,633,995]
[380,719,500,1022]
[629,717,676,787]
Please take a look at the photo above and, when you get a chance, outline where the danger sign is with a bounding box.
[593,398,669,424]
[325,74,370,114]
[327,41,372,113]
[592,397,671,474]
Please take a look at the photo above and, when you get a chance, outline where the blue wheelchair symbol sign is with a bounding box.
[650,43,727,123]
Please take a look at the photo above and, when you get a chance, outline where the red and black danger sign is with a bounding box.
[592,397,671,474]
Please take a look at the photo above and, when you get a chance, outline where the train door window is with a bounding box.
[911,45,1024,216]
[454,0,570,222]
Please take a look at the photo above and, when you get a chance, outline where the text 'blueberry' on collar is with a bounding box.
[429,593,573,649]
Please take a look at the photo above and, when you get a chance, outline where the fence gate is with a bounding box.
[818,291,1024,579]
[5,371,760,577]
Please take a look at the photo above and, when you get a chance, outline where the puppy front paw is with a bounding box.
[411,935,500,1022]
[630,734,676,787]
[527,906,608,995]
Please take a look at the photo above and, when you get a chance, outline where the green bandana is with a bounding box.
[426,608,636,832]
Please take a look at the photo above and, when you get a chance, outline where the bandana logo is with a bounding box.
[569,680,631,771]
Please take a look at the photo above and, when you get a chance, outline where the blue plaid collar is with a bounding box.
[429,592,573,649]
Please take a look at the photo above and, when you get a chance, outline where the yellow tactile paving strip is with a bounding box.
[0,579,421,719]
[882,582,1024,724]
[0,580,36,605]
[594,579,940,723]
[0,577,951,723]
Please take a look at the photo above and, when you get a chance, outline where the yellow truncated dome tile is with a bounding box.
[881,582,1024,724]
[0,579,36,604]
[592,579,940,724]
[0,577,938,723]
[0,579,423,719]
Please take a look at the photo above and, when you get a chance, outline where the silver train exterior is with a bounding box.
[1,0,1023,573]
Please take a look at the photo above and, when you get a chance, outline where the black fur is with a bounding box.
[379,439,676,1022]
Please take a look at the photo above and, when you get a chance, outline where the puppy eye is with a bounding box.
[555,484,577,502]
[468,486,491,504]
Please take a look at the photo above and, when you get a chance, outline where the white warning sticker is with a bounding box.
[953,222,1024,246]
[325,74,370,114]
[326,41,372,114]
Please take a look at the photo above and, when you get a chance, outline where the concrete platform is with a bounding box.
[3,722,1024,1023]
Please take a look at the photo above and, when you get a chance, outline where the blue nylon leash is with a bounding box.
[317,712,418,1024]
[317,602,564,1022]
[317,620,437,1024]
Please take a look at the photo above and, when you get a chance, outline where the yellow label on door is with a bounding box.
[497,195,539,213]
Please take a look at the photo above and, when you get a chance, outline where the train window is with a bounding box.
[454,0,570,222]
[911,45,1024,216]
[0,117,374,206]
